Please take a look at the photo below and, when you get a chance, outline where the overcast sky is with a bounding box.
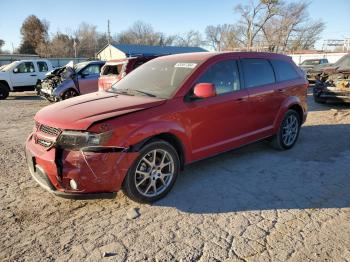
[1,0,349,51]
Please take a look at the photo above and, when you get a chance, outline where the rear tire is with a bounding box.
[0,83,9,100]
[122,140,180,203]
[271,110,301,150]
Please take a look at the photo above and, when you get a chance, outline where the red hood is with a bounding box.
[35,92,165,130]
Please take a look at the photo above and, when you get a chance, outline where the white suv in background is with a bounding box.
[0,59,53,99]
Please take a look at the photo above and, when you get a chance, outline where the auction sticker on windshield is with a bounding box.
[174,63,197,69]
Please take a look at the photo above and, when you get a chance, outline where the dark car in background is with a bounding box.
[98,56,161,91]
[313,54,350,103]
[38,61,105,101]
[299,58,329,82]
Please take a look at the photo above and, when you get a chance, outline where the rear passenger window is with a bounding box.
[241,59,275,88]
[271,60,300,82]
[197,60,240,95]
[37,61,48,72]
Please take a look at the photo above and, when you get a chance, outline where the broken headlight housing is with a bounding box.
[56,130,113,151]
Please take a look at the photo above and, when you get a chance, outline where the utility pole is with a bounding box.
[107,19,111,45]
[73,39,77,58]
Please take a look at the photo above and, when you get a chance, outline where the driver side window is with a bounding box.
[15,62,35,73]
[197,60,240,95]
[81,64,101,75]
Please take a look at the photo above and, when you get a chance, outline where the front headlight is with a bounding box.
[56,130,113,150]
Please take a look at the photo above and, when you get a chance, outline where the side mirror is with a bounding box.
[13,68,18,73]
[193,83,216,99]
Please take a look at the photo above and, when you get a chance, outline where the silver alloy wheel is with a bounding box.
[282,114,298,146]
[135,149,175,197]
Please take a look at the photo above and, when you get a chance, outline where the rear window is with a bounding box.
[241,59,275,88]
[271,59,300,82]
[102,64,124,75]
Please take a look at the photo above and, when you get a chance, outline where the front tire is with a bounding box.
[122,140,180,203]
[0,83,9,100]
[62,89,78,100]
[271,110,301,150]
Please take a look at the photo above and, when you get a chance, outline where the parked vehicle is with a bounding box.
[0,59,53,99]
[313,63,350,103]
[299,59,329,82]
[38,61,105,101]
[308,54,350,83]
[25,52,308,203]
[98,56,161,91]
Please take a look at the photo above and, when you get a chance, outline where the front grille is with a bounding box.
[39,123,61,136]
[37,138,52,148]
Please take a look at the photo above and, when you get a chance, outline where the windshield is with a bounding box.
[110,59,200,98]
[0,61,18,72]
[301,60,320,66]
[73,62,89,73]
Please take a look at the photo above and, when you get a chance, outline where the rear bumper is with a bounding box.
[25,133,139,199]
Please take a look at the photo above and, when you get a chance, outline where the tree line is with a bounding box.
[0,0,324,58]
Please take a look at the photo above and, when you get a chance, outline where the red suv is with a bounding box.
[25,52,308,203]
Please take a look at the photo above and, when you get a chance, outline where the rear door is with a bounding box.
[240,58,279,137]
[36,61,49,80]
[10,61,37,87]
[78,64,103,94]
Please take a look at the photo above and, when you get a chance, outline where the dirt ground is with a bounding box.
[0,91,350,262]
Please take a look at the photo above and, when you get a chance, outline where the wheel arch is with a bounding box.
[128,132,186,170]
[273,96,306,133]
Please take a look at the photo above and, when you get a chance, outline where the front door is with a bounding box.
[11,62,38,88]
[78,64,102,94]
[185,59,249,161]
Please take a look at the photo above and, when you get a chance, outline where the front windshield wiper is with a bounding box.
[133,89,156,97]
[112,89,135,96]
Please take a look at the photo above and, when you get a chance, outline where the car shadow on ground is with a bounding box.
[155,124,350,214]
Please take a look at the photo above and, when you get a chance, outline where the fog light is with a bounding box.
[70,179,78,190]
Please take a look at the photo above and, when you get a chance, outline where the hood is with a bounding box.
[35,91,166,130]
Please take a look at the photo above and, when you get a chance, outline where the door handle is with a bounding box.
[30,74,37,77]
[277,89,286,93]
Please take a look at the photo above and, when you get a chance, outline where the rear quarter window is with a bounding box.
[241,59,275,88]
[271,59,300,82]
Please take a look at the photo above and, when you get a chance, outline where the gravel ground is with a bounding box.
[0,91,350,261]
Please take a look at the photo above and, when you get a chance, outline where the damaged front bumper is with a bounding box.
[25,133,139,199]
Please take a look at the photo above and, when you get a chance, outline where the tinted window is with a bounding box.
[37,61,48,72]
[241,59,275,88]
[271,59,300,82]
[15,62,35,73]
[197,60,240,95]
[81,64,101,75]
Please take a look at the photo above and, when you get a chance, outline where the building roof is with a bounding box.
[98,43,207,56]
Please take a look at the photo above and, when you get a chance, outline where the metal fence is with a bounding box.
[0,54,89,67]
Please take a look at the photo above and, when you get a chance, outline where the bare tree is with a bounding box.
[205,24,239,51]
[0,39,4,53]
[261,1,325,51]
[234,0,279,49]
[115,21,174,46]
[174,31,203,47]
